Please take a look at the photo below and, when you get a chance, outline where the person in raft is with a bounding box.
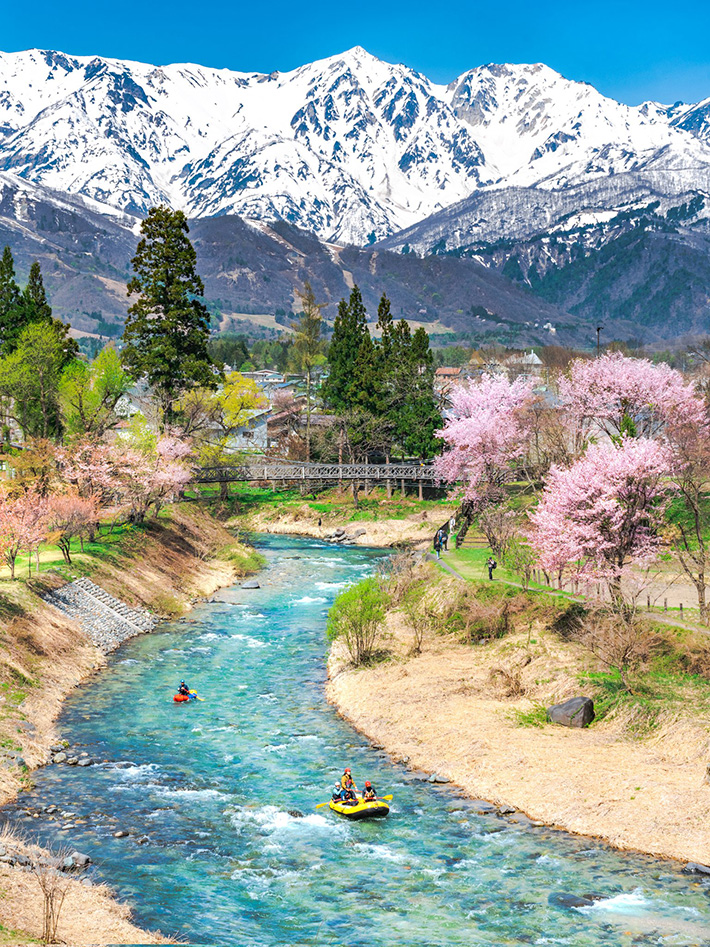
[332,783,344,803]
[177,681,190,697]
[363,781,377,801]
[340,768,358,793]
[341,785,358,806]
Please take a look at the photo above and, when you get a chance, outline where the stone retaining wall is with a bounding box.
[43,578,157,653]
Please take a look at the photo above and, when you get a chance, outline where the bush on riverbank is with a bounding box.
[327,577,390,666]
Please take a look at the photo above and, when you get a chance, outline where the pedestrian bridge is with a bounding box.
[194,461,438,484]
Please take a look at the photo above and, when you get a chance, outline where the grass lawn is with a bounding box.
[0,521,145,583]
[197,483,456,523]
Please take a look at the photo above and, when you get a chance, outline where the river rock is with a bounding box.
[66,757,79,765]
[52,752,67,764]
[547,697,595,729]
[241,579,260,589]
[498,806,516,815]
[136,836,150,845]
[287,809,304,819]
[77,758,92,767]
[351,528,367,538]
[471,800,497,814]
[50,744,64,753]
[684,862,710,875]
[548,892,596,910]
[113,830,129,838]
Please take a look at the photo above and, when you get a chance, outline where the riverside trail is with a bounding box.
[5,535,710,946]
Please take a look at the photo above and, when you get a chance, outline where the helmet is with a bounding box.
[334,783,341,791]
[180,680,185,684]
[344,768,351,774]
[365,781,371,788]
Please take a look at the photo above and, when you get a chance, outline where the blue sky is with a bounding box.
[2,0,710,105]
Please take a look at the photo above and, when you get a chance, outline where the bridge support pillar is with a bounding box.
[401,478,405,498]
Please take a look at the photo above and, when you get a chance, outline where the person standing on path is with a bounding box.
[434,531,443,560]
[486,556,497,580]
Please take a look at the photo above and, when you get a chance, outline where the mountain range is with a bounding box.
[1,45,710,343]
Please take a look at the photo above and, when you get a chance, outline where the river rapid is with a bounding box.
[7,535,710,946]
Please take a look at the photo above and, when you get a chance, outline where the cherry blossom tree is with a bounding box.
[435,374,535,506]
[111,435,193,524]
[559,352,704,443]
[56,440,120,508]
[529,438,672,607]
[46,492,97,564]
[0,488,49,579]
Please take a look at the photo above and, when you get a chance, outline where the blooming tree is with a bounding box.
[56,440,120,508]
[112,435,193,524]
[529,437,672,606]
[559,352,704,442]
[0,488,49,579]
[45,492,97,564]
[435,374,535,506]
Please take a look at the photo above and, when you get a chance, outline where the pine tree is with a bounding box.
[400,327,442,497]
[122,206,218,423]
[0,246,22,355]
[322,285,369,412]
[22,261,53,324]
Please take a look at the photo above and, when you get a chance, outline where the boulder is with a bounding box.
[66,757,79,766]
[427,774,450,784]
[351,528,367,538]
[113,830,129,838]
[70,851,91,868]
[52,753,67,764]
[287,809,304,819]
[547,697,595,729]
[77,758,92,767]
[683,862,710,875]
[241,580,260,590]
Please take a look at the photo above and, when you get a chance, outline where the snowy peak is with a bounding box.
[0,46,709,243]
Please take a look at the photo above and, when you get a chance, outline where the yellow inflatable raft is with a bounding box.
[329,798,390,820]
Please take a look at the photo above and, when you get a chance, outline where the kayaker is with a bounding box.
[363,781,377,801]
[177,681,190,697]
[340,768,358,792]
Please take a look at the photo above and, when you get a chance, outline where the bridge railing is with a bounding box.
[194,462,438,483]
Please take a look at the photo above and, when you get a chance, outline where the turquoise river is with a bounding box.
[6,535,710,945]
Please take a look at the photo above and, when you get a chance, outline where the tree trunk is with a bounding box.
[59,538,71,565]
[352,481,359,509]
[418,461,423,502]
[401,478,405,497]
[220,481,228,501]
[385,453,391,499]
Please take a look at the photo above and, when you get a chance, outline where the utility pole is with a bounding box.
[596,325,603,357]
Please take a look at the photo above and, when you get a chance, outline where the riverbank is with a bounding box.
[0,504,259,945]
[226,484,455,548]
[326,563,710,867]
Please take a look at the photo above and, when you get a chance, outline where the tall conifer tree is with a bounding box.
[122,206,218,423]
[0,246,22,355]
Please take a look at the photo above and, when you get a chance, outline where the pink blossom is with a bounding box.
[0,488,49,578]
[529,437,672,591]
[559,352,705,440]
[435,374,534,502]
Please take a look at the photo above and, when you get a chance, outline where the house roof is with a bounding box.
[435,367,463,377]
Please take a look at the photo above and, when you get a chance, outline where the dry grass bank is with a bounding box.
[327,565,710,865]
[236,499,452,548]
[0,503,256,945]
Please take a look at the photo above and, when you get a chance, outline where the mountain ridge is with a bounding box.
[2,46,710,245]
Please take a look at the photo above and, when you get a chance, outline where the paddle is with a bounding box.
[316,794,393,808]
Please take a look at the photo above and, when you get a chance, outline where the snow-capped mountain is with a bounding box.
[1,47,710,245]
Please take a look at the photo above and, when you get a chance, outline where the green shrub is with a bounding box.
[327,578,389,666]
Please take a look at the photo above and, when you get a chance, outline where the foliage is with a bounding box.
[122,206,219,423]
[327,576,389,665]
[530,438,672,605]
[59,346,130,438]
[510,703,549,728]
[45,491,98,564]
[0,322,69,438]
